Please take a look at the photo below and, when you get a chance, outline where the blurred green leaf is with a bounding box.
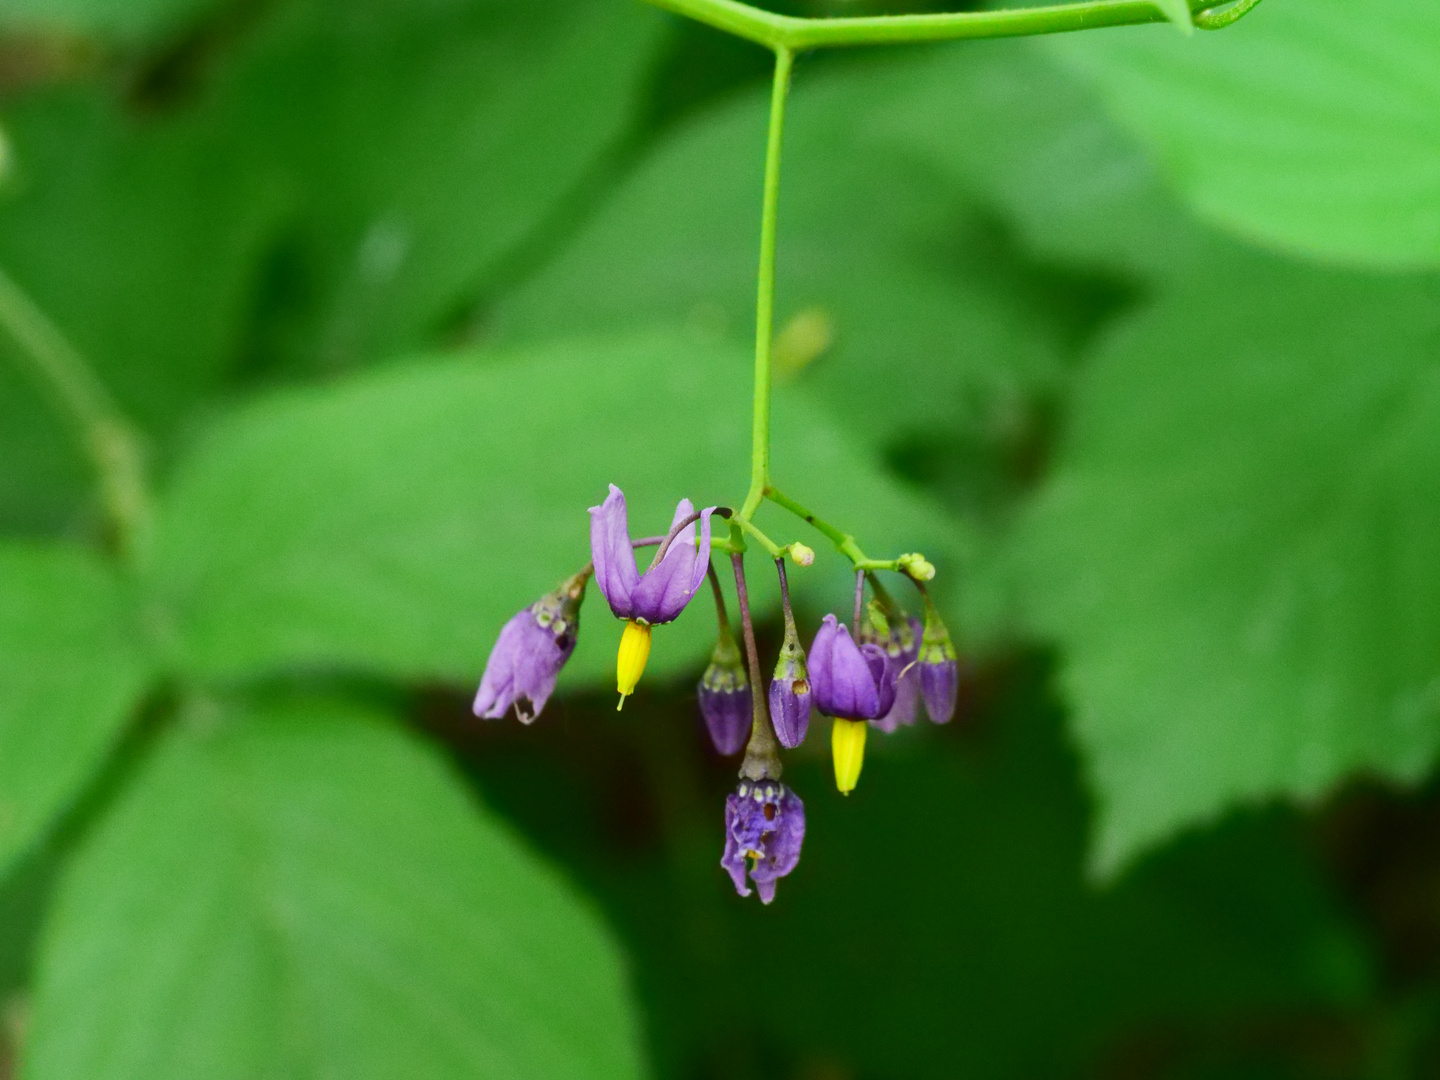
[0,0,219,42]
[0,89,281,534]
[0,543,149,881]
[218,0,665,373]
[1050,0,1440,267]
[493,53,1074,455]
[147,333,963,688]
[1016,251,1440,876]
[22,698,646,1080]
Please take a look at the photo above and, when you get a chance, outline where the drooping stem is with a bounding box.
[732,553,783,780]
[0,266,150,559]
[640,0,1262,50]
[706,560,733,637]
[775,557,797,638]
[739,46,793,525]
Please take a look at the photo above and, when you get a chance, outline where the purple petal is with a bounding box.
[473,605,574,723]
[588,484,638,619]
[861,642,898,719]
[720,795,751,897]
[921,659,960,724]
[769,678,811,748]
[810,615,882,719]
[700,684,752,756]
[630,505,716,624]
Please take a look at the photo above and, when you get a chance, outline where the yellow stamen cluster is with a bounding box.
[831,718,867,795]
[615,620,652,710]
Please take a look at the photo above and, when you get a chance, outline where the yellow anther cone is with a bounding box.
[831,718,868,794]
[615,620,652,710]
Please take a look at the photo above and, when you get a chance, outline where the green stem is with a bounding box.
[765,485,869,565]
[735,515,784,558]
[739,45,793,524]
[0,266,149,559]
[640,0,1262,50]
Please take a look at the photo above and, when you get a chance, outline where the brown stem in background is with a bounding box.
[852,569,866,638]
[732,552,782,781]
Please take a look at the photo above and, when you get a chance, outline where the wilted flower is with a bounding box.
[919,601,960,724]
[721,780,805,904]
[474,572,585,724]
[809,613,897,794]
[589,484,717,708]
[861,603,921,734]
[699,626,751,755]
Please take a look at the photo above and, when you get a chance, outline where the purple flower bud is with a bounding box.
[698,627,750,755]
[808,613,896,720]
[919,603,960,724]
[474,573,585,724]
[721,780,805,904]
[768,623,811,749]
[588,484,716,625]
[862,606,921,734]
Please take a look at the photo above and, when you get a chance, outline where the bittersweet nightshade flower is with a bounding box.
[809,613,897,794]
[699,626,751,755]
[919,601,960,724]
[722,780,805,904]
[768,626,811,749]
[590,484,716,709]
[863,607,921,734]
[474,572,585,724]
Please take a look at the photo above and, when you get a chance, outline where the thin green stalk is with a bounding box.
[0,266,149,558]
[739,45,793,524]
[641,0,1262,50]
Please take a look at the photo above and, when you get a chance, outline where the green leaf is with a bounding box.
[0,0,220,42]
[1015,251,1440,876]
[217,0,665,372]
[1050,0,1440,267]
[148,333,962,689]
[0,543,149,879]
[0,88,281,533]
[21,698,646,1080]
[493,53,1072,455]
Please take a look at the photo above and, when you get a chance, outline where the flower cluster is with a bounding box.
[475,482,962,904]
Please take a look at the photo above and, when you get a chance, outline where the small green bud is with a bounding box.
[788,542,815,567]
[898,552,935,582]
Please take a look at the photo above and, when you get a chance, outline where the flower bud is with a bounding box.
[787,542,815,567]
[919,602,960,724]
[898,552,936,582]
[698,626,751,755]
[768,622,812,749]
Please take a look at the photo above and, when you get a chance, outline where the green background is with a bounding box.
[2,0,1440,1076]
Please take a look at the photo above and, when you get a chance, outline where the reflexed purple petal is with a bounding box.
[769,678,811,748]
[921,658,960,724]
[700,683,751,755]
[588,484,639,619]
[721,781,804,904]
[630,505,716,623]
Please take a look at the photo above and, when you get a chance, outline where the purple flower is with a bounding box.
[919,603,960,724]
[721,780,805,904]
[768,626,811,749]
[699,628,751,755]
[865,613,921,734]
[808,614,896,721]
[589,484,716,625]
[474,573,585,724]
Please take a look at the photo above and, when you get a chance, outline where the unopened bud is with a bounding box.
[788,542,815,567]
[898,552,935,582]
[698,626,751,755]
